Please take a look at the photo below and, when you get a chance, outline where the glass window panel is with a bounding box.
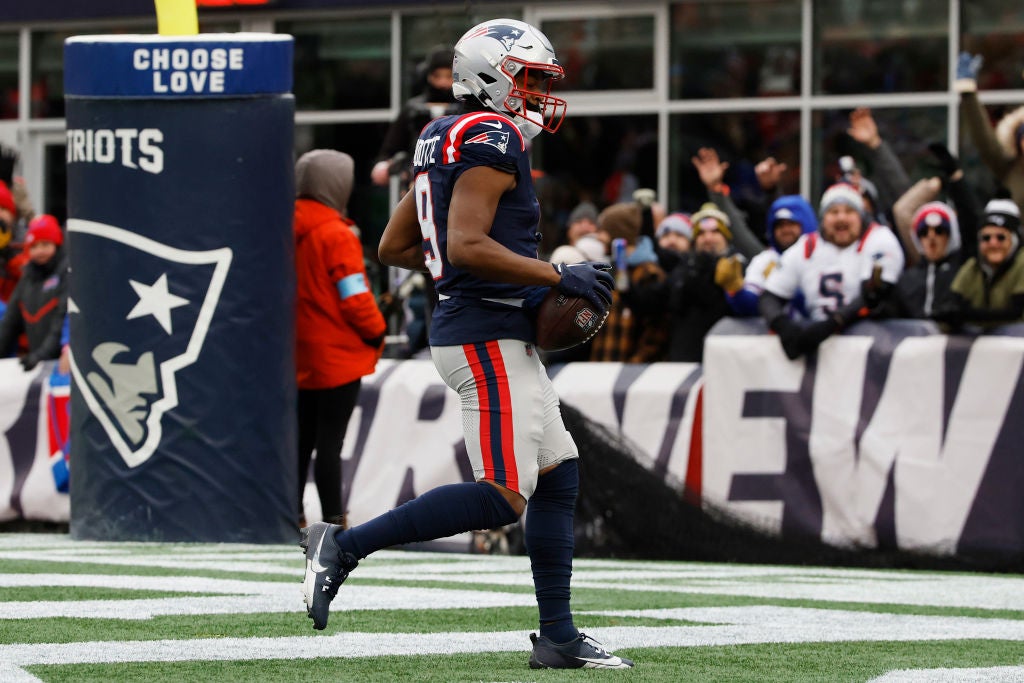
[814,0,948,95]
[962,1,1024,90]
[283,18,390,111]
[44,142,68,224]
[30,21,236,119]
[540,17,655,91]
[532,115,658,255]
[669,111,801,217]
[812,106,948,209]
[401,9,520,102]
[0,33,17,120]
[294,122,392,278]
[670,1,802,99]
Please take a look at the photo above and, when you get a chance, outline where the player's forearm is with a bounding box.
[448,236,559,287]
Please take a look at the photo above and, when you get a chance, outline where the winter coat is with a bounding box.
[0,249,67,362]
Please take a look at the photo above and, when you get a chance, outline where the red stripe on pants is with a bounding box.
[484,340,518,492]
[463,343,495,478]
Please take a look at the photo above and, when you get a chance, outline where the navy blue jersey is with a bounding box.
[411,110,543,345]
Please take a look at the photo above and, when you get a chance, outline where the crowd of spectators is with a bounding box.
[533,53,1024,364]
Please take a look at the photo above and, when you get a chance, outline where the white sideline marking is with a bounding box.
[0,575,534,619]
[1,608,1023,676]
[871,666,1024,682]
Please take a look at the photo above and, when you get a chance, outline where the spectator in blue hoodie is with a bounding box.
[714,194,817,317]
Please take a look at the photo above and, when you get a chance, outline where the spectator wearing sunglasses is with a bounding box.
[887,202,970,319]
[937,199,1024,330]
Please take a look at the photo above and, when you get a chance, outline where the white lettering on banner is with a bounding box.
[66,128,164,175]
[702,335,805,534]
[810,336,877,547]
[132,47,242,95]
[891,337,1023,552]
[704,330,1024,554]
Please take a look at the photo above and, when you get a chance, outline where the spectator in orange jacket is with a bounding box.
[294,149,387,529]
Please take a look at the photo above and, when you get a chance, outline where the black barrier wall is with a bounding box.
[64,34,297,542]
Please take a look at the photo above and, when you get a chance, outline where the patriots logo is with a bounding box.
[66,219,232,468]
[464,24,530,51]
[465,129,509,154]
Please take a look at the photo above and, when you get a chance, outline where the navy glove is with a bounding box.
[927,142,960,178]
[797,318,840,356]
[19,353,39,372]
[552,261,614,313]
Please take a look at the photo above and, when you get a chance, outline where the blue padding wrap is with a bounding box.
[337,273,369,300]
[64,34,293,97]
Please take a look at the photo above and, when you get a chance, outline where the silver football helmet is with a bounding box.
[452,18,567,140]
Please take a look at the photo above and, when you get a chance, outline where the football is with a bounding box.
[534,289,608,352]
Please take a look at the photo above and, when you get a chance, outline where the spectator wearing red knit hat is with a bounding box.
[886,201,973,319]
[0,213,68,370]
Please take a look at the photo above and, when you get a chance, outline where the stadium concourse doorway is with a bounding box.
[19,128,66,226]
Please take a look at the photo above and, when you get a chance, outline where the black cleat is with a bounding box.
[300,521,358,630]
[529,632,634,669]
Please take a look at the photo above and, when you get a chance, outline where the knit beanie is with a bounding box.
[567,201,599,226]
[981,198,1021,234]
[656,212,693,240]
[690,202,732,241]
[0,180,14,214]
[910,201,961,257]
[819,182,864,217]
[597,202,642,245]
[25,214,63,247]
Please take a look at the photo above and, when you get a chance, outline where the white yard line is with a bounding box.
[1,608,1023,672]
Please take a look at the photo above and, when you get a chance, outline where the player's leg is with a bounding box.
[301,341,525,630]
[524,361,633,669]
[311,380,360,525]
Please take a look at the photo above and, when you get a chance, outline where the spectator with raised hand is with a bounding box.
[690,146,772,259]
[955,52,1024,214]
[936,199,1024,330]
[885,144,980,320]
[889,202,967,319]
[844,107,912,224]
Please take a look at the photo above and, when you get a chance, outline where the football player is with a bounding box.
[760,182,905,359]
[300,18,631,670]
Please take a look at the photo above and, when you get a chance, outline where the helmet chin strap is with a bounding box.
[511,109,544,140]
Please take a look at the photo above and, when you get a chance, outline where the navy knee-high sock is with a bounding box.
[525,458,579,644]
[333,482,519,560]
